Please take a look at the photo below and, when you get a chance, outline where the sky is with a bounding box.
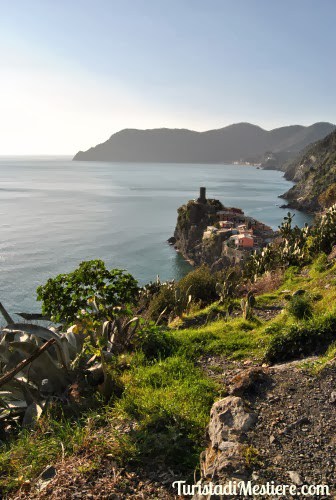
[0,0,336,155]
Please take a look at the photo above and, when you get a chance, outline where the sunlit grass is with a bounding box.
[2,254,336,493]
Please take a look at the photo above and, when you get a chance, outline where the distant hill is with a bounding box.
[281,129,336,212]
[73,122,335,164]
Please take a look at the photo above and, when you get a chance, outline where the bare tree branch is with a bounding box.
[0,302,14,325]
[0,338,56,388]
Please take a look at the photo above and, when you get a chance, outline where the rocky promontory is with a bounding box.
[171,188,274,271]
[280,129,336,213]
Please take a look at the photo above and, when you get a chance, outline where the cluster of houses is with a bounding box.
[202,207,274,251]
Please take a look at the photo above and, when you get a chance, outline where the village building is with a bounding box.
[219,220,234,229]
[230,233,255,249]
[237,224,254,235]
[203,226,218,239]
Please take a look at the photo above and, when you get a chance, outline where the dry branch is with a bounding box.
[0,338,56,388]
[0,302,14,324]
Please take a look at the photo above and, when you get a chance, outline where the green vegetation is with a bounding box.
[246,205,336,280]
[302,342,336,374]
[2,206,336,494]
[147,281,192,322]
[287,294,313,320]
[147,266,223,321]
[0,350,217,492]
[37,259,138,324]
[0,409,104,491]
[178,265,218,305]
[265,312,336,363]
[244,445,263,467]
[114,356,218,470]
[173,317,263,360]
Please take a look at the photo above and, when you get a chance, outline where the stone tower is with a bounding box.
[197,187,206,203]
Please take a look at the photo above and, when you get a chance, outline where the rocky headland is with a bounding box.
[280,129,336,213]
[171,187,274,271]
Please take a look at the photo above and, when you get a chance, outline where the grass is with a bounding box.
[265,309,336,363]
[173,317,268,360]
[0,409,114,492]
[0,354,218,493]
[2,255,336,494]
[114,356,218,471]
[301,342,336,374]
[255,293,280,307]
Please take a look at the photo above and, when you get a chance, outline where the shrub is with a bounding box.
[178,265,217,305]
[147,282,193,322]
[265,313,336,363]
[147,285,175,321]
[313,204,336,254]
[37,260,138,324]
[287,295,313,320]
[250,269,284,294]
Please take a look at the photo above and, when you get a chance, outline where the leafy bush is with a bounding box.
[147,281,193,322]
[147,285,175,321]
[178,265,217,305]
[265,313,336,363]
[287,295,313,320]
[37,260,139,324]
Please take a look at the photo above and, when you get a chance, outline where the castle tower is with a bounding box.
[197,187,206,203]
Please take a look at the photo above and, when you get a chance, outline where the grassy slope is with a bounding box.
[1,257,336,494]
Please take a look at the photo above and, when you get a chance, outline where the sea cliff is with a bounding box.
[280,129,336,213]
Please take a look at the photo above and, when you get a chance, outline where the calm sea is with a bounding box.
[0,157,312,319]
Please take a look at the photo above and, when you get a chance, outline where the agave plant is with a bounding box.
[0,322,82,429]
[0,309,140,430]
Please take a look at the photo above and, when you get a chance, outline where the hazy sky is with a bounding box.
[1,0,335,154]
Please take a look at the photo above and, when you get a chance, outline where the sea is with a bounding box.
[0,157,313,320]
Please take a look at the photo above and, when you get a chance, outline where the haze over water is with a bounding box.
[0,157,312,318]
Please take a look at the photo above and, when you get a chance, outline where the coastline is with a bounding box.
[0,159,312,316]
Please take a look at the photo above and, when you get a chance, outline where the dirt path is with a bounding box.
[197,355,336,498]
